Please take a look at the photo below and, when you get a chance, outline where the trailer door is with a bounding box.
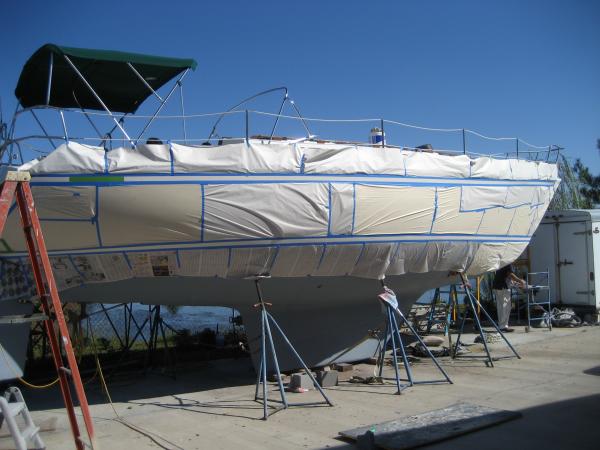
[557,220,593,306]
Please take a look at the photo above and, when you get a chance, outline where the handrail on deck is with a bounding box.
[1,106,562,165]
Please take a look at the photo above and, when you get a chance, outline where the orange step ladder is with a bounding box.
[0,170,95,450]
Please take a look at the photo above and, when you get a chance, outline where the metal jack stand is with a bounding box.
[452,273,520,367]
[377,280,452,394]
[250,275,333,420]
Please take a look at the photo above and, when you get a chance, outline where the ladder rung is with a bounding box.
[59,366,72,376]
[2,171,31,182]
[0,313,49,324]
[5,401,26,416]
[21,424,40,440]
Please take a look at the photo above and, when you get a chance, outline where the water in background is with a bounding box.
[86,303,240,340]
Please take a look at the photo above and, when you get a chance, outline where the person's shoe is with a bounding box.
[502,327,514,333]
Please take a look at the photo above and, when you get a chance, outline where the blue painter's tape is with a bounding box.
[200,184,205,242]
[175,249,181,268]
[0,230,534,258]
[268,246,280,271]
[506,208,518,234]
[354,243,366,267]
[95,186,103,247]
[299,154,306,174]
[458,185,538,213]
[327,183,332,236]
[31,171,556,185]
[30,179,555,190]
[68,254,86,287]
[316,244,327,270]
[351,183,356,234]
[476,210,486,234]
[168,141,175,175]
[2,236,532,259]
[430,187,438,233]
[123,252,133,270]
[104,151,109,174]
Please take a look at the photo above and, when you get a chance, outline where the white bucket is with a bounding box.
[370,127,385,146]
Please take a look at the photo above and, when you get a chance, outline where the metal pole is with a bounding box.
[59,111,69,143]
[263,313,288,407]
[136,69,190,143]
[261,309,268,419]
[465,287,521,359]
[464,289,495,367]
[178,81,187,145]
[268,94,288,143]
[46,52,53,105]
[207,87,288,143]
[289,100,312,138]
[386,306,402,393]
[126,63,163,102]
[380,119,386,148]
[266,312,333,405]
[245,109,249,144]
[393,307,452,384]
[390,307,413,385]
[462,129,466,155]
[516,138,519,159]
[377,316,390,378]
[62,55,133,144]
[29,110,57,147]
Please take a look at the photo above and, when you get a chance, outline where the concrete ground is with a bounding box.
[2,325,599,449]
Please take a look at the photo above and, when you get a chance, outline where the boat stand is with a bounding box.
[377,280,452,394]
[250,275,333,420]
[452,273,521,367]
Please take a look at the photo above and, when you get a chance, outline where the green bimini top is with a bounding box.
[15,44,197,113]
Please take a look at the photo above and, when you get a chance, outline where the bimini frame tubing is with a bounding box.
[0,171,95,450]
[60,54,191,148]
[135,68,190,144]
[62,54,134,146]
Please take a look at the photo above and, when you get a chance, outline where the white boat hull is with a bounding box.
[0,141,559,373]
[59,271,457,370]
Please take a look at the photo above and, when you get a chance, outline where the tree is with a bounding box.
[572,159,600,208]
[550,140,600,210]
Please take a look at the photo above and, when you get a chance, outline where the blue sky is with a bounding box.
[1,0,599,170]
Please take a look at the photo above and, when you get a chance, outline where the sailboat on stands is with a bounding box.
[0,44,560,374]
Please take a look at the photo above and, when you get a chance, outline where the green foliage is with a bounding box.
[573,158,600,208]
[550,144,600,210]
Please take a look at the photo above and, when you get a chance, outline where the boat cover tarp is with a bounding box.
[0,141,559,298]
[15,44,197,112]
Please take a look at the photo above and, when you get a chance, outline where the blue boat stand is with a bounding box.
[451,272,521,367]
[249,275,333,420]
[377,279,453,394]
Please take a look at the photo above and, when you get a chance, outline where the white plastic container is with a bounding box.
[369,127,385,146]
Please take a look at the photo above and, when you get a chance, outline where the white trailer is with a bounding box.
[529,209,600,312]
